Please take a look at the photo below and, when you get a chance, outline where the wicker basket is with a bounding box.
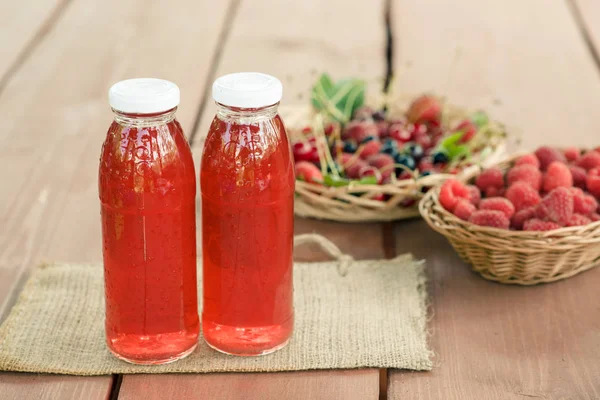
[419,156,600,285]
[281,99,508,223]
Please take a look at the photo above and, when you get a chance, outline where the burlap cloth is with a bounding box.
[0,234,431,375]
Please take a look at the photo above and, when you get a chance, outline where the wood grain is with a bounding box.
[0,373,111,400]
[0,0,66,86]
[119,369,379,400]
[390,0,600,150]
[388,220,600,399]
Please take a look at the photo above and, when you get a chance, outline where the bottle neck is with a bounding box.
[112,107,177,127]
[215,103,279,124]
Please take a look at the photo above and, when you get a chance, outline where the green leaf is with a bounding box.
[470,111,489,128]
[440,131,464,149]
[448,145,470,160]
[324,174,350,187]
[357,176,378,185]
[311,74,365,123]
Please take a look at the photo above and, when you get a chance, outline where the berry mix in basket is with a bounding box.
[439,146,600,231]
[292,74,505,198]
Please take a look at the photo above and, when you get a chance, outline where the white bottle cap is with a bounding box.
[109,78,180,114]
[212,72,283,108]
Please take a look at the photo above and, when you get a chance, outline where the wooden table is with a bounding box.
[1,0,599,398]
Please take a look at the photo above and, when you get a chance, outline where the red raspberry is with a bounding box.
[345,159,369,179]
[591,213,600,222]
[358,140,382,160]
[507,164,542,190]
[358,165,383,184]
[586,168,600,198]
[523,219,561,231]
[455,120,477,143]
[367,153,395,181]
[475,167,504,192]
[505,181,541,211]
[576,151,600,171]
[515,153,540,168]
[572,188,598,215]
[485,186,506,198]
[543,161,573,192]
[469,210,510,229]
[453,199,476,221]
[343,121,379,142]
[479,197,515,218]
[467,185,481,205]
[539,187,574,226]
[564,147,580,162]
[569,166,587,189]
[439,179,470,212]
[511,206,536,230]
[535,146,566,170]
[566,213,591,227]
[295,161,323,183]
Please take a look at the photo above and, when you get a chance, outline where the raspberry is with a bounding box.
[345,159,368,179]
[566,213,591,227]
[467,185,481,205]
[514,153,540,168]
[439,179,470,212]
[454,120,477,143]
[511,207,536,230]
[591,213,600,222]
[586,168,600,198]
[469,210,510,229]
[539,187,574,226]
[505,181,541,211]
[569,166,587,189]
[367,153,395,181]
[453,199,476,221]
[543,161,573,192]
[475,167,504,192]
[576,151,600,171]
[564,147,580,162]
[485,186,505,198]
[507,164,542,190]
[295,161,323,183]
[358,140,382,159]
[572,189,597,215]
[358,165,383,184]
[343,121,379,142]
[479,197,515,218]
[523,219,561,231]
[535,146,566,170]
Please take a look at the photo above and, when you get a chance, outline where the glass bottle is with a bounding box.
[99,78,199,364]
[201,73,294,356]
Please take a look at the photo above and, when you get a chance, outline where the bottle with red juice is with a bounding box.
[201,72,295,356]
[99,78,199,364]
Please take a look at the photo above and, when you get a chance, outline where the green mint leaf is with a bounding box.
[470,111,489,128]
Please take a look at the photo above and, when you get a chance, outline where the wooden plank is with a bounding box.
[122,0,387,396]
[119,369,379,400]
[572,0,600,65]
[388,220,600,399]
[0,0,65,85]
[0,0,232,397]
[389,0,600,150]
[0,373,111,400]
[388,1,600,397]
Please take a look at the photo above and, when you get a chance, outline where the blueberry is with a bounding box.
[381,139,399,156]
[420,170,432,177]
[372,109,386,122]
[395,154,416,171]
[361,135,377,144]
[432,150,449,164]
[406,143,424,161]
[343,141,357,153]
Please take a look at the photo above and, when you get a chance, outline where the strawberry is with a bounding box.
[539,187,574,226]
[505,181,541,211]
[295,161,323,183]
[453,199,476,221]
[507,164,542,190]
[475,167,504,192]
[576,151,600,171]
[511,207,536,230]
[515,153,540,168]
[542,161,573,192]
[523,219,561,231]
[535,146,566,170]
[439,179,471,212]
[469,210,510,229]
[406,95,442,126]
[479,197,515,219]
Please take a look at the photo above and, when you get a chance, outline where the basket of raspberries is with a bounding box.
[288,74,507,222]
[420,146,600,285]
